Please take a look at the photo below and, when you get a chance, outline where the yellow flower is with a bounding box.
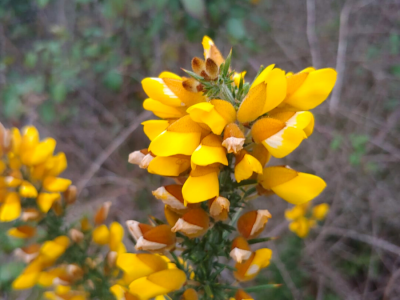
[187,100,236,135]
[237,210,271,239]
[202,36,225,67]
[182,288,199,300]
[0,192,21,222]
[40,236,70,262]
[283,67,337,110]
[12,258,42,289]
[92,224,110,245]
[147,154,191,177]
[142,120,172,141]
[258,166,326,205]
[116,253,168,285]
[128,269,186,300]
[285,203,309,220]
[191,134,228,167]
[237,64,287,124]
[182,164,220,203]
[37,193,61,213]
[234,248,272,282]
[171,207,209,238]
[142,72,205,108]
[133,224,176,252]
[8,225,36,238]
[14,244,41,263]
[110,284,140,300]
[233,71,246,87]
[288,217,313,238]
[312,203,330,220]
[222,123,245,154]
[42,176,72,193]
[149,115,210,157]
[234,150,263,183]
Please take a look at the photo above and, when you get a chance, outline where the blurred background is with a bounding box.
[1,0,400,299]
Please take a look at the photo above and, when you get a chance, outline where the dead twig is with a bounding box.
[77,110,152,195]
[306,0,321,68]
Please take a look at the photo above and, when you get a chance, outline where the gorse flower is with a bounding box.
[1,35,335,300]
[126,36,336,299]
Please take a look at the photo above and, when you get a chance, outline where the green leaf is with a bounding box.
[24,52,38,68]
[330,134,342,150]
[103,71,123,91]
[390,64,400,78]
[51,83,67,103]
[226,18,246,40]
[180,0,205,20]
[350,134,369,149]
[390,33,399,55]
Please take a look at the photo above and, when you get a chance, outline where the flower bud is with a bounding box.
[208,196,230,221]
[152,185,186,212]
[21,208,41,222]
[237,210,271,239]
[128,149,155,169]
[0,123,12,154]
[14,244,40,263]
[107,251,118,269]
[8,225,36,239]
[222,123,245,154]
[235,289,254,300]
[128,269,186,300]
[234,248,272,282]
[69,228,84,243]
[126,220,154,241]
[164,205,183,227]
[171,208,209,238]
[182,78,203,93]
[135,224,176,252]
[182,288,199,300]
[230,236,252,263]
[67,264,84,280]
[92,224,110,245]
[94,201,112,225]
[63,185,77,205]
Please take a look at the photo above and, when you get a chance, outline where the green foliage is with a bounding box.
[349,134,369,166]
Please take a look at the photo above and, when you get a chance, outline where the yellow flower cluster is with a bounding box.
[0,124,73,224]
[285,202,330,238]
[130,36,336,205]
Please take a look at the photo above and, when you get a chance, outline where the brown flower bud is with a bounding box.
[152,185,186,212]
[230,236,252,263]
[171,208,209,238]
[128,149,155,169]
[237,210,272,239]
[126,220,154,241]
[208,196,230,221]
[222,123,245,154]
[235,289,254,300]
[94,201,112,225]
[135,224,176,252]
[21,208,41,222]
[63,185,77,205]
[14,244,41,263]
[69,228,84,243]
[181,288,199,300]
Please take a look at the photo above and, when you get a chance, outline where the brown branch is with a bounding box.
[306,0,322,68]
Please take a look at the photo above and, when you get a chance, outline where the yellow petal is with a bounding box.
[42,177,72,192]
[272,172,326,205]
[116,253,168,284]
[20,126,39,153]
[233,71,246,87]
[11,127,22,155]
[0,192,21,222]
[191,143,228,166]
[110,284,140,300]
[187,100,236,135]
[109,222,124,252]
[92,225,110,245]
[19,181,38,198]
[261,126,306,158]
[21,138,56,166]
[312,203,329,220]
[129,269,186,300]
[148,155,191,177]
[234,153,263,183]
[142,120,171,141]
[237,82,267,123]
[182,168,219,203]
[285,205,307,220]
[258,166,298,189]
[289,217,311,238]
[202,36,224,66]
[46,152,68,176]
[158,71,182,80]
[12,270,40,290]
[250,64,275,88]
[149,131,201,156]
[40,236,70,261]
[37,193,61,213]
[8,225,36,238]
[143,98,186,119]
[261,68,287,114]
[284,68,337,110]
[163,78,205,107]
[142,78,184,107]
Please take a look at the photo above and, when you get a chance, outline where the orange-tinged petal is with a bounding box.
[284,68,337,110]
[234,152,263,183]
[158,71,182,80]
[148,155,191,177]
[8,225,36,238]
[202,36,224,66]
[143,98,186,119]
[237,82,267,123]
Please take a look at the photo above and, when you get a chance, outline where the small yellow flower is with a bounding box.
[234,248,272,282]
[234,150,263,183]
[258,166,326,205]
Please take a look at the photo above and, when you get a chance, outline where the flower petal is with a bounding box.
[143,98,186,119]
[148,155,191,177]
[142,120,171,141]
